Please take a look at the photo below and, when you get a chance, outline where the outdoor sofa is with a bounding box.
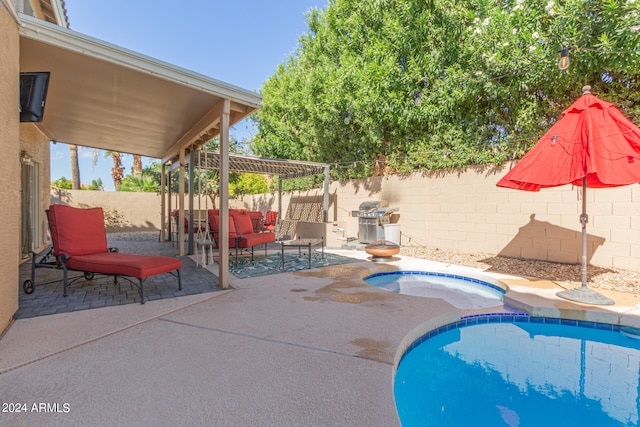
[207,209,276,264]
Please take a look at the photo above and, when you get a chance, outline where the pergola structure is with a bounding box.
[195,151,330,219]
[166,150,330,263]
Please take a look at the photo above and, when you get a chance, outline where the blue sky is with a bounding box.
[52,0,328,190]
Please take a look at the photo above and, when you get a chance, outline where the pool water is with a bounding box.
[365,271,504,309]
[394,317,640,427]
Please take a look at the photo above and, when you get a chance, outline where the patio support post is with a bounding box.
[188,150,195,255]
[160,162,167,241]
[323,165,330,222]
[167,169,173,241]
[278,179,283,223]
[178,148,186,256]
[218,99,231,289]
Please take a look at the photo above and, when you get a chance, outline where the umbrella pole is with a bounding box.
[556,177,614,305]
[580,178,588,288]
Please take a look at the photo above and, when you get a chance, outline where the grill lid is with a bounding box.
[358,200,389,211]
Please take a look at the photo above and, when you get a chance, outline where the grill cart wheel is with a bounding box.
[84,272,95,280]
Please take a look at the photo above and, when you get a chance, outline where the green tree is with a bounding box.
[51,176,72,189]
[87,178,104,191]
[254,0,640,178]
[229,173,269,196]
[118,174,160,192]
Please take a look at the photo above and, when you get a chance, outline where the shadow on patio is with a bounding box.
[16,232,220,319]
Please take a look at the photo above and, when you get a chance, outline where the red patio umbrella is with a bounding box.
[497,86,640,305]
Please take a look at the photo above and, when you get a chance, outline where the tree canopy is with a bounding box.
[254,0,640,179]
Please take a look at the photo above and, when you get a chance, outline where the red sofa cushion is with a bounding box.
[232,213,255,235]
[48,204,108,256]
[234,232,275,248]
[208,212,240,247]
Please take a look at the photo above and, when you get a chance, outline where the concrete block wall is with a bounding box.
[241,165,640,271]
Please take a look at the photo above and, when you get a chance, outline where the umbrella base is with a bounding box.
[556,287,615,305]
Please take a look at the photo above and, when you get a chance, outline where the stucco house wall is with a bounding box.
[0,7,21,335]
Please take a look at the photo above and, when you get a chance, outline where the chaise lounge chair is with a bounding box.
[23,204,182,304]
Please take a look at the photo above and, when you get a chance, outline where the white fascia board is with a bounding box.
[50,0,68,27]
[18,13,263,109]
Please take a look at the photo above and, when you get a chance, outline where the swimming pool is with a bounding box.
[394,315,640,427]
[364,271,505,309]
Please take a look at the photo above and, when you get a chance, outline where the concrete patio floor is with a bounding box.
[2,246,640,426]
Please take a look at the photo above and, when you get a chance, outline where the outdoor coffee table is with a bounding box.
[280,237,324,269]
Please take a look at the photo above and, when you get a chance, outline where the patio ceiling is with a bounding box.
[195,151,330,180]
[18,13,262,161]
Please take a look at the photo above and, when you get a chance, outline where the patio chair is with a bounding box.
[264,210,278,233]
[23,204,182,304]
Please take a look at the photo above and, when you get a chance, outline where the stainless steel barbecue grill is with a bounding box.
[351,201,398,243]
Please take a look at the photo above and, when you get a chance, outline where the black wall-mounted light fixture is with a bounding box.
[558,47,570,70]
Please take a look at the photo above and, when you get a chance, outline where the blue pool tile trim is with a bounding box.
[398,313,622,366]
[365,271,506,295]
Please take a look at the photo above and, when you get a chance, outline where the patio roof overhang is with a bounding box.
[18,13,262,160]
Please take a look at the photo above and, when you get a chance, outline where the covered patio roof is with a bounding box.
[18,13,261,160]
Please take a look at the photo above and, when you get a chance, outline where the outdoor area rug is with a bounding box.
[229,250,362,279]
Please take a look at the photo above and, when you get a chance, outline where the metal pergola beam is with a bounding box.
[196,151,330,181]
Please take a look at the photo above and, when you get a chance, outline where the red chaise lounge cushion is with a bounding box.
[48,204,182,279]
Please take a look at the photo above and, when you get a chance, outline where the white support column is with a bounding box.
[167,168,173,242]
[218,99,231,289]
[278,179,283,221]
[178,148,186,256]
[160,162,167,241]
[188,150,195,255]
[323,165,330,222]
